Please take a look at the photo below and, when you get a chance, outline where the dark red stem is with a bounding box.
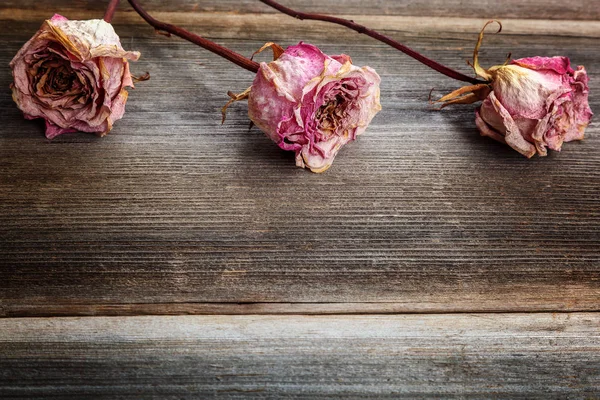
[127,0,260,73]
[103,0,120,23]
[259,0,485,84]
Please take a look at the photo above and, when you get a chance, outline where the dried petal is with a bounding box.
[247,42,381,172]
[10,14,140,138]
[478,57,593,156]
[437,22,592,157]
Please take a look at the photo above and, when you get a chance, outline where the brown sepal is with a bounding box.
[221,87,252,124]
[251,42,285,62]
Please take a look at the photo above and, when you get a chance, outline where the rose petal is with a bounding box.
[486,91,537,157]
[10,15,139,138]
[248,42,381,172]
[512,56,573,75]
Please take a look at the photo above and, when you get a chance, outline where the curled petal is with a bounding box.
[10,14,140,138]
[439,21,592,158]
[486,92,537,157]
[247,42,381,172]
[512,56,573,75]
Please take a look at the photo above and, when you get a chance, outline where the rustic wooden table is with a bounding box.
[1,0,599,398]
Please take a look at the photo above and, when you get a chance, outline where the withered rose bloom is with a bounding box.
[475,57,592,157]
[10,14,140,139]
[438,22,592,157]
[247,42,381,173]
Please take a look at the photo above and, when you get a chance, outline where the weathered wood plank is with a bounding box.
[0,9,599,314]
[0,0,598,20]
[2,11,600,39]
[0,314,598,398]
[5,302,600,318]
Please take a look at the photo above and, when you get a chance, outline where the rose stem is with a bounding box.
[258,0,485,84]
[103,0,120,23]
[127,0,260,73]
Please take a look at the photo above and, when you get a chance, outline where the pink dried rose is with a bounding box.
[10,14,140,139]
[437,21,592,157]
[245,42,381,173]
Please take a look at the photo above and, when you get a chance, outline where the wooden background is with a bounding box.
[1,0,599,397]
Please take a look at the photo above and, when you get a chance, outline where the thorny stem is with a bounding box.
[258,0,486,84]
[127,0,260,73]
[103,0,120,23]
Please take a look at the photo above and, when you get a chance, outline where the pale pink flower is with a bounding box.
[438,22,592,157]
[247,42,381,173]
[10,14,140,139]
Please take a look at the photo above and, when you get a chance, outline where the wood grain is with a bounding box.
[1,314,599,399]
[1,3,599,315]
[3,11,600,39]
[1,2,599,397]
[0,0,598,20]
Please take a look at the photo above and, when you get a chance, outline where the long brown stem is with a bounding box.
[103,0,120,23]
[259,0,486,84]
[127,0,260,73]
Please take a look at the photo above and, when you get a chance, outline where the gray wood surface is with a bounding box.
[1,2,599,315]
[1,1,600,397]
[1,313,599,399]
[1,0,598,20]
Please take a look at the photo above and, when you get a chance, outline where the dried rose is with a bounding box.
[10,14,140,139]
[437,22,592,157]
[246,42,381,173]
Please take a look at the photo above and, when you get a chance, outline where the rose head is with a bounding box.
[10,14,140,139]
[476,57,592,157]
[438,22,592,157]
[247,42,381,173]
